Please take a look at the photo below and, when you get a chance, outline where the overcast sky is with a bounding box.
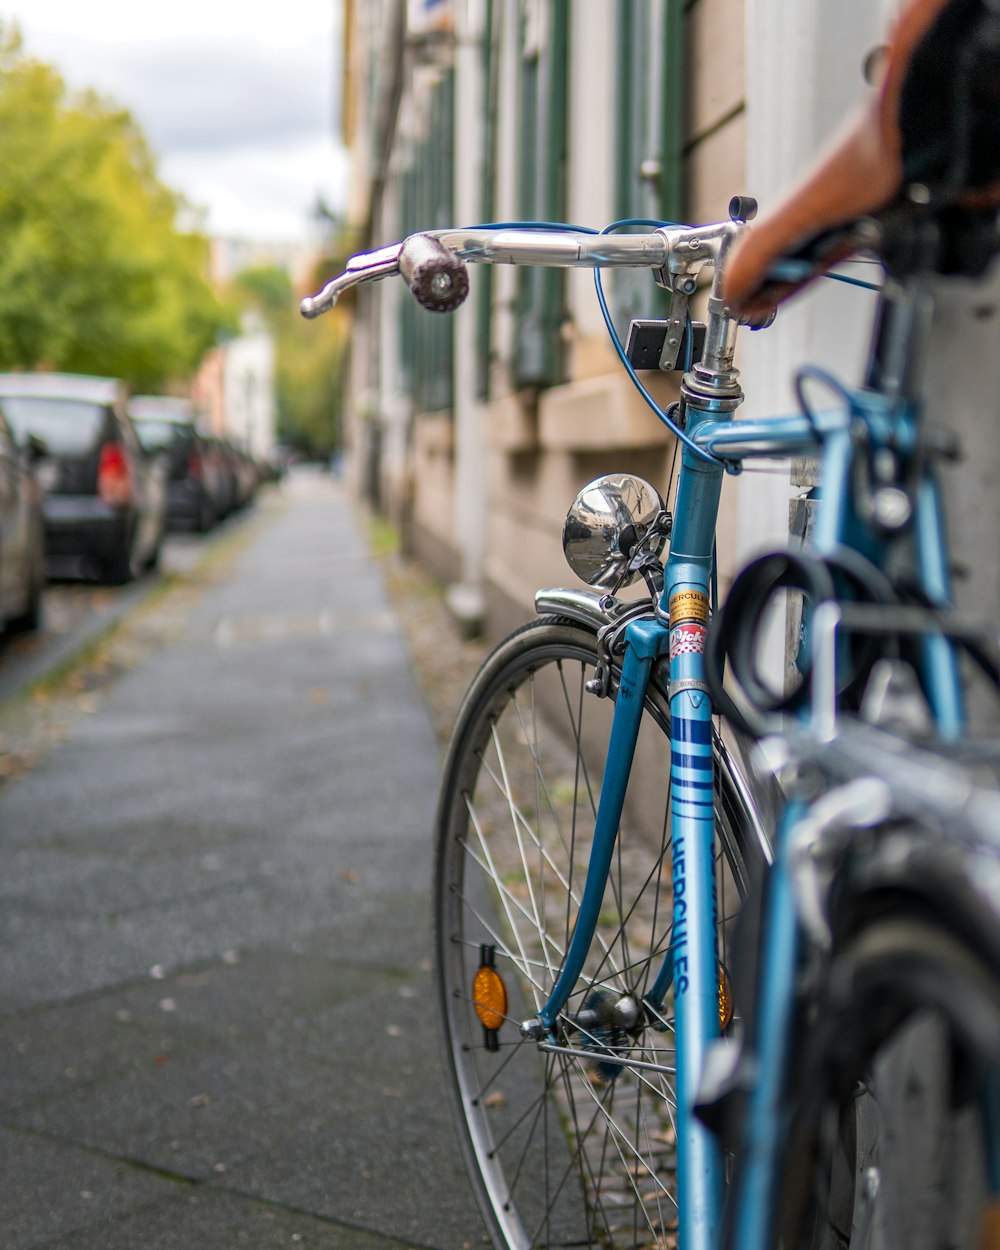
[6,0,349,244]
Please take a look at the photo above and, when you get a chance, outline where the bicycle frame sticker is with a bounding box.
[670,588,711,626]
[671,623,708,658]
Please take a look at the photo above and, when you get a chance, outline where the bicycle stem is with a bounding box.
[677,221,746,413]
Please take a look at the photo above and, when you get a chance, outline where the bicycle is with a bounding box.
[304,206,783,1250]
[706,557,1000,1250]
[302,171,1000,1250]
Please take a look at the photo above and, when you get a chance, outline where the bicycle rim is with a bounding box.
[434,618,760,1250]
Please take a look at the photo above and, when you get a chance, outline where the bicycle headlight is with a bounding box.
[562,474,666,591]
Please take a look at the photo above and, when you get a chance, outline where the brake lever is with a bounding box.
[299,242,404,319]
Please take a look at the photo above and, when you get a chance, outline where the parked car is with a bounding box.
[231,443,260,510]
[205,436,238,521]
[127,395,224,532]
[0,373,167,584]
[0,401,46,633]
[216,438,258,513]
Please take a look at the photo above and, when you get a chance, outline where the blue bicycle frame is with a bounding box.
[528,267,975,1250]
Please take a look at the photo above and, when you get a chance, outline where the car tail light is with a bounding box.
[188,447,202,480]
[98,442,132,506]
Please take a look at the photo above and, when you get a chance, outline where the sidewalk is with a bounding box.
[0,470,488,1249]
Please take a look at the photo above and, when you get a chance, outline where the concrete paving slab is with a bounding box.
[0,1126,184,1250]
[0,471,487,1248]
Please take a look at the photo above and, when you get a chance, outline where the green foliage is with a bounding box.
[231,266,293,320]
[0,25,235,388]
[230,263,343,458]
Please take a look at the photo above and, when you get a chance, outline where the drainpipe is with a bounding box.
[447,0,487,635]
[364,0,407,247]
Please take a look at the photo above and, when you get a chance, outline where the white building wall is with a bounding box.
[222,316,276,461]
[735,0,899,569]
[450,0,488,617]
[565,0,615,340]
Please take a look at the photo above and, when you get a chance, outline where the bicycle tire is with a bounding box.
[781,911,1000,1250]
[434,616,765,1250]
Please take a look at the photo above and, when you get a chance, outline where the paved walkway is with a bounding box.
[0,470,487,1249]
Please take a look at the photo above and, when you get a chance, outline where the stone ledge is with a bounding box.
[538,372,677,450]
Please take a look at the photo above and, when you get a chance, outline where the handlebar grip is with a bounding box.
[399,234,469,312]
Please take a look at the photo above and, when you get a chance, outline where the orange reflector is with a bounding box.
[473,965,508,1032]
[718,962,734,1032]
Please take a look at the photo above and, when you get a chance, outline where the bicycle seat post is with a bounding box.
[866,269,936,405]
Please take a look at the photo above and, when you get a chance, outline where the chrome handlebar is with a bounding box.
[300,218,748,319]
[301,208,759,388]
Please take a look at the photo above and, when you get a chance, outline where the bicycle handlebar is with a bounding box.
[300,220,739,320]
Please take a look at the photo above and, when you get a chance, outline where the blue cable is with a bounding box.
[593,219,722,465]
[466,220,601,233]
[823,271,882,293]
[770,257,882,293]
[460,215,719,462]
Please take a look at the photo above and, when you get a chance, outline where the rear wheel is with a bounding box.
[434,618,764,1250]
[103,525,139,584]
[195,491,213,533]
[781,912,1000,1250]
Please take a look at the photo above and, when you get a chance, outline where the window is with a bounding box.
[1,398,106,456]
[399,68,456,414]
[612,0,684,332]
[513,0,569,390]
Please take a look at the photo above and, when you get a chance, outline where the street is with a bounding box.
[0,470,488,1250]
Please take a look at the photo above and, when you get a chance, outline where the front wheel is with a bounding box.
[434,617,764,1250]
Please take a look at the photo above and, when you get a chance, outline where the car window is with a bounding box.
[1,397,106,456]
[132,419,185,452]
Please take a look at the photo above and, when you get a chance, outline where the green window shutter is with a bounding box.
[513,0,569,390]
[400,68,456,414]
[612,0,684,332]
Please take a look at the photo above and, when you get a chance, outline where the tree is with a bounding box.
[0,25,235,388]
[231,265,344,458]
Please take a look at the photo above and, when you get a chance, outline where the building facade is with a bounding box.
[338,0,945,643]
[192,314,277,465]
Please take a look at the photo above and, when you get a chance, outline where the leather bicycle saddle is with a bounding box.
[725,0,1000,323]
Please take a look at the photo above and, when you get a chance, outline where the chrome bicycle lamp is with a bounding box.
[562,474,668,591]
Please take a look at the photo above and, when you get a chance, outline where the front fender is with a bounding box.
[534,586,624,632]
